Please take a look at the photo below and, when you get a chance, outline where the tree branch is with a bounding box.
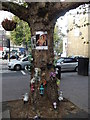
[2,2,29,22]
[48,2,89,22]
[1,1,89,26]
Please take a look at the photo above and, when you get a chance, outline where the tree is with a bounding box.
[10,16,31,47]
[54,25,60,43]
[54,25,63,56]
[1,1,89,115]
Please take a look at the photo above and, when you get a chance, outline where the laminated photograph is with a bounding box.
[36,31,48,50]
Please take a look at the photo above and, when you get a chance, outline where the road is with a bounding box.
[0,59,90,113]
[0,60,30,102]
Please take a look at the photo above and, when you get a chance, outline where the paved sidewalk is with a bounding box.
[60,72,89,114]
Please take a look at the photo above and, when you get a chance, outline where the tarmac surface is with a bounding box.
[60,61,90,115]
[61,72,89,113]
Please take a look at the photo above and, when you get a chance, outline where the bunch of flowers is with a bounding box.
[2,18,17,31]
[50,72,56,78]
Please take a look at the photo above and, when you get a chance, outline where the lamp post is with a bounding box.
[7,39,10,61]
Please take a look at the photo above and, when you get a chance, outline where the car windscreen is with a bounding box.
[64,58,77,63]
[57,58,64,63]
[22,57,28,61]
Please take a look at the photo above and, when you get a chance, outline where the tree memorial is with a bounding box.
[1,1,89,117]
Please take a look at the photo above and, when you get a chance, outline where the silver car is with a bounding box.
[56,57,78,72]
[8,56,31,71]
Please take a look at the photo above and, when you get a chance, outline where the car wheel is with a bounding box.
[14,65,21,71]
[75,66,78,72]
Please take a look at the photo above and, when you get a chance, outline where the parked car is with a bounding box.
[8,56,31,71]
[10,54,19,60]
[56,57,78,72]
[71,55,84,61]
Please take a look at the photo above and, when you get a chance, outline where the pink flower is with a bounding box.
[50,72,56,78]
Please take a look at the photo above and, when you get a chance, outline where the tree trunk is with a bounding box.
[29,22,59,113]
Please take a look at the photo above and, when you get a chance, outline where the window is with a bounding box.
[22,57,28,61]
[64,58,76,63]
[57,58,64,63]
[64,58,72,63]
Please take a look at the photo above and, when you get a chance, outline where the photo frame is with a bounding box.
[31,31,48,50]
[36,31,48,50]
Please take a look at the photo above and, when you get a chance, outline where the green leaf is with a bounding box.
[10,16,31,47]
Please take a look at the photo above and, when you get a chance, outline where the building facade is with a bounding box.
[67,4,90,58]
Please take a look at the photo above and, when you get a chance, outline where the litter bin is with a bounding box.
[78,57,89,76]
[55,66,61,79]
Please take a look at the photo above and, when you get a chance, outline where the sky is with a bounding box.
[57,15,68,35]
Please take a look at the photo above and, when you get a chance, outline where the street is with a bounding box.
[0,59,90,114]
[1,60,30,102]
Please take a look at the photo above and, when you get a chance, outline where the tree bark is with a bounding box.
[29,22,59,112]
